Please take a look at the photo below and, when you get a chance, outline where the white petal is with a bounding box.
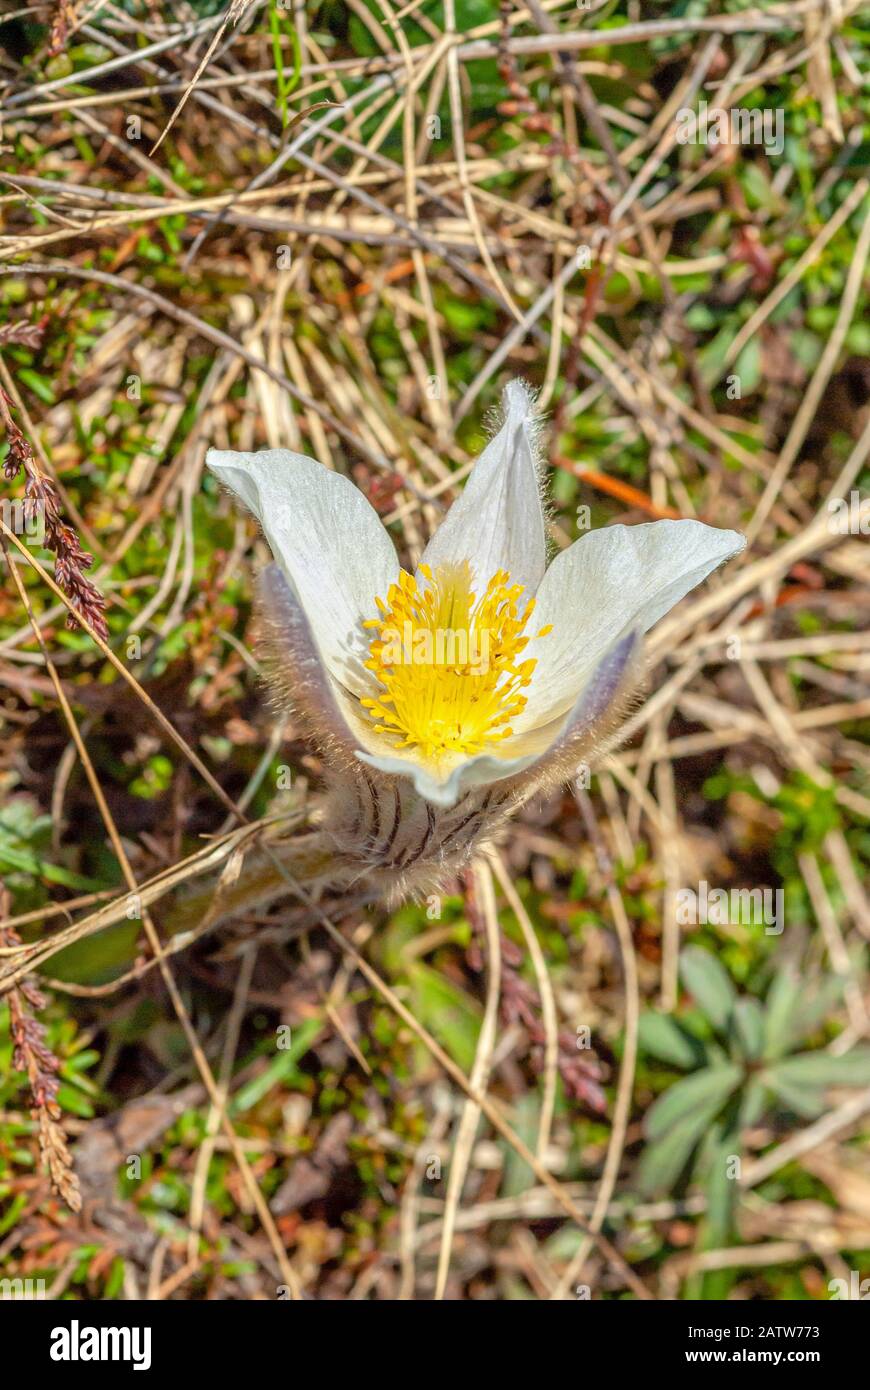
[256,564,366,754]
[518,520,745,730]
[418,380,546,596]
[357,746,542,809]
[509,630,640,787]
[207,448,399,696]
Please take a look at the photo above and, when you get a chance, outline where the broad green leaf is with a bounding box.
[680,947,737,1032]
[638,1012,706,1070]
[738,1077,768,1129]
[646,1064,742,1141]
[637,1097,728,1196]
[697,324,732,384]
[764,1070,827,1120]
[733,998,765,1060]
[18,367,56,404]
[734,338,762,395]
[767,1046,870,1090]
[653,1122,739,1295]
[500,1093,541,1198]
[49,922,141,986]
[701,1126,740,1247]
[791,972,848,1046]
[408,962,481,1073]
[56,1082,95,1118]
[741,161,779,212]
[762,966,802,1059]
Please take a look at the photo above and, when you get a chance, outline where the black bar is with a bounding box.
[4,1295,866,1376]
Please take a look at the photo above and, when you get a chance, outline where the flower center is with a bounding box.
[361,560,551,761]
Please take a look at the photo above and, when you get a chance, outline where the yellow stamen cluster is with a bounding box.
[361,560,552,761]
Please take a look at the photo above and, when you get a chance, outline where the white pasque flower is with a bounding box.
[206,382,744,825]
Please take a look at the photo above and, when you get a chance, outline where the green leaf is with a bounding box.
[764,1071,827,1120]
[734,337,762,396]
[408,962,481,1073]
[18,368,55,404]
[762,965,802,1059]
[637,1096,728,1197]
[0,842,104,891]
[702,1127,740,1247]
[0,1193,27,1236]
[680,946,737,1032]
[230,1018,323,1114]
[767,1045,870,1090]
[697,325,733,385]
[738,1077,768,1129]
[792,972,849,1046]
[500,1092,542,1198]
[57,1082,95,1118]
[741,161,778,212]
[104,1257,126,1300]
[733,998,765,1060]
[49,922,141,986]
[646,1064,742,1141]
[638,1012,706,1069]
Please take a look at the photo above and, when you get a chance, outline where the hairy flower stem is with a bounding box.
[157,831,351,940]
[160,784,504,943]
[2,807,490,994]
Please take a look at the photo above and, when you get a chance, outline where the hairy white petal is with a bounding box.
[508,630,641,794]
[257,564,363,753]
[517,520,744,730]
[207,448,399,696]
[418,380,547,597]
[356,746,541,809]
